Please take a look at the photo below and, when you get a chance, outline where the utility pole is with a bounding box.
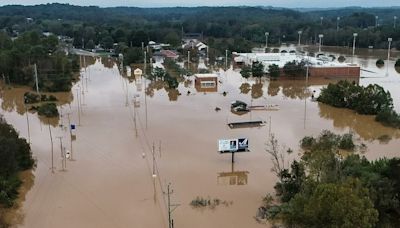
[34,63,39,95]
[144,51,147,75]
[268,116,272,138]
[167,183,180,228]
[48,121,55,173]
[159,140,162,158]
[25,105,31,144]
[394,16,398,29]
[67,113,74,161]
[145,77,148,130]
[337,17,340,31]
[76,87,81,126]
[265,32,269,48]
[152,143,156,178]
[57,136,66,171]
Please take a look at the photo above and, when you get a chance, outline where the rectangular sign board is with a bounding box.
[218,138,249,153]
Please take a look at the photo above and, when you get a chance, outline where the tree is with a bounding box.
[252,61,264,78]
[124,47,144,65]
[164,31,180,47]
[268,64,280,79]
[282,179,378,228]
[101,35,114,50]
[240,65,251,78]
[395,59,400,68]
[86,39,95,50]
[0,116,34,208]
[283,60,306,77]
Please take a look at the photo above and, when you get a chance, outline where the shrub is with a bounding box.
[300,136,316,149]
[339,133,355,150]
[338,56,346,62]
[268,64,280,79]
[37,103,59,118]
[240,65,252,78]
[283,60,306,77]
[395,59,400,68]
[376,59,384,67]
[23,92,40,104]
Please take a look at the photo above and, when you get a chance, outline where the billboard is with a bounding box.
[218,138,249,153]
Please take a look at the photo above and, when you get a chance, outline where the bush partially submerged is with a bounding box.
[190,196,232,209]
[24,92,58,104]
[317,80,400,129]
[376,59,384,67]
[37,103,59,118]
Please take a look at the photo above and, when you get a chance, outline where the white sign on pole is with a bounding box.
[218,138,249,153]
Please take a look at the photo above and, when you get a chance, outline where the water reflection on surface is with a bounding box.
[218,163,249,186]
[318,103,400,142]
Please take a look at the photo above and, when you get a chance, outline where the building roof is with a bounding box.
[234,52,359,69]
[195,73,218,78]
[160,50,179,58]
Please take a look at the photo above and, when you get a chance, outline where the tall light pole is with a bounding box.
[265,32,269,48]
[394,16,397,29]
[318,34,324,53]
[320,17,324,26]
[352,33,358,57]
[337,17,341,31]
[387,37,393,76]
[298,31,302,46]
[375,16,379,28]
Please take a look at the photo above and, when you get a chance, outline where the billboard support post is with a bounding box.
[232,152,235,163]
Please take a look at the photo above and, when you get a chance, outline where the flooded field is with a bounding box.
[1,47,400,228]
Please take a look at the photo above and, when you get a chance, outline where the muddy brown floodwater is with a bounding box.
[0,47,399,228]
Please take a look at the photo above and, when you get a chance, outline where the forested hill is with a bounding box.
[1,4,400,49]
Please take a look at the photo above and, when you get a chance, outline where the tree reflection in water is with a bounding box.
[267,80,311,99]
[239,83,251,94]
[318,102,400,142]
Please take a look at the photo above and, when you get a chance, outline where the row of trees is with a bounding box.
[240,60,308,79]
[0,116,34,211]
[317,80,400,128]
[261,131,400,227]
[0,31,80,91]
[2,4,400,56]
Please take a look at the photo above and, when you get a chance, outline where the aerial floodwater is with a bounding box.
[1,46,399,228]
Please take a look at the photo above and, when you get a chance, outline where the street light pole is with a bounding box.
[375,16,379,28]
[387,38,392,76]
[318,34,324,53]
[394,16,397,29]
[320,17,324,26]
[352,33,358,57]
[265,32,269,48]
[298,31,302,46]
[337,17,340,31]
[225,49,228,69]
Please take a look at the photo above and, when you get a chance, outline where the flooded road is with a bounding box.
[1,48,400,228]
